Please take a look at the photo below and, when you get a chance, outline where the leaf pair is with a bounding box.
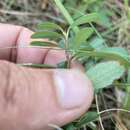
[31,12,99,48]
[31,22,64,47]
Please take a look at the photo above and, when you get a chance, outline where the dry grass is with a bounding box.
[0,0,64,30]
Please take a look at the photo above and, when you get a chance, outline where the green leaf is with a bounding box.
[76,112,99,128]
[31,31,62,40]
[71,13,99,27]
[87,61,125,91]
[63,124,76,130]
[54,0,79,33]
[75,48,130,68]
[73,27,94,48]
[37,22,63,32]
[18,63,55,69]
[98,47,130,66]
[101,47,129,59]
[31,41,58,47]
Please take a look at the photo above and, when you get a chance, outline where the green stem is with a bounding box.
[124,69,130,108]
[54,0,79,33]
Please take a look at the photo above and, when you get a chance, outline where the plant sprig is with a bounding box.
[26,0,130,129]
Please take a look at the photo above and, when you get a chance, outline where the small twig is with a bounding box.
[0,9,45,16]
[99,108,130,115]
[0,45,65,51]
[113,114,128,130]
[95,95,105,130]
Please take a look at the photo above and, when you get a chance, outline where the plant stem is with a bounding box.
[124,69,130,108]
[54,0,79,33]
[54,0,78,67]
[95,95,105,130]
[63,35,70,68]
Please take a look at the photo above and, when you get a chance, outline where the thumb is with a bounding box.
[0,61,93,130]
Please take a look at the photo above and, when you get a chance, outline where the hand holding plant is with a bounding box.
[0,23,93,130]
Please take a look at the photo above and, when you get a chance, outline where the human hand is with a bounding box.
[0,23,93,130]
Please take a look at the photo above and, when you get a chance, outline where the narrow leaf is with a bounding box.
[31,41,58,47]
[75,49,130,67]
[31,31,62,40]
[18,63,55,69]
[54,0,79,33]
[87,61,125,91]
[73,27,94,48]
[101,47,129,60]
[71,13,99,27]
[63,124,76,130]
[76,112,99,128]
[37,22,63,32]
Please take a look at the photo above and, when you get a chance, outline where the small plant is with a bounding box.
[22,0,130,129]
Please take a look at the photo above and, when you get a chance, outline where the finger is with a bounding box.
[44,49,66,65]
[0,61,93,130]
[0,23,48,63]
[0,23,22,60]
[0,23,65,64]
[16,26,66,64]
[16,27,48,64]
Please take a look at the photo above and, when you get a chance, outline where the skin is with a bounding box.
[0,23,93,130]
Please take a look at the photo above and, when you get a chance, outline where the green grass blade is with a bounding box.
[87,61,125,91]
[54,0,79,33]
[71,13,99,27]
